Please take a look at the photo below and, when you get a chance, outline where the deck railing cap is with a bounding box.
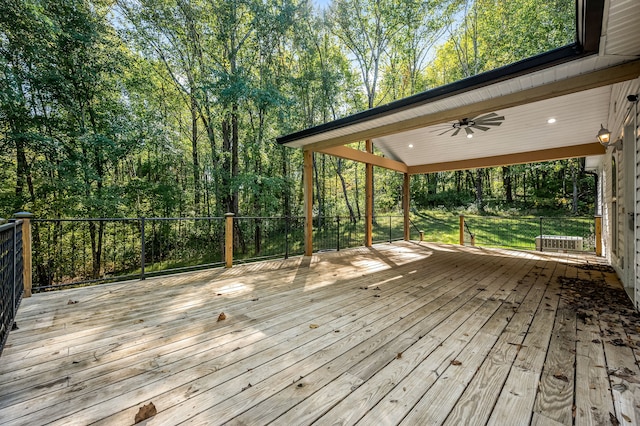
[13,212,34,219]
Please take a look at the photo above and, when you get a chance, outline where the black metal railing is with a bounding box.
[31,214,412,291]
[1,220,23,357]
[32,217,226,291]
[462,216,595,252]
[233,216,305,263]
[313,216,367,252]
[29,213,596,292]
[373,215,405,244]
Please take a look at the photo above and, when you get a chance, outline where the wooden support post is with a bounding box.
[403,173,410,241]
[459,215,465,246]
[14,212,33,297]
[419,231,424,242]
[365,140,373,247]
[303,149,313,256]
[225,213,234,268]
[595,215,602,256]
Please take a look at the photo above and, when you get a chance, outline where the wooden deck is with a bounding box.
[1,242,639,425]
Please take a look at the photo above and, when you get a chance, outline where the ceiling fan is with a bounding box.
[434,112,505,138]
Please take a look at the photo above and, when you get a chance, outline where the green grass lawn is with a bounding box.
[409,210,595,251]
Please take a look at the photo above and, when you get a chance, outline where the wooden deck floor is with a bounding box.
[1,242,639,425]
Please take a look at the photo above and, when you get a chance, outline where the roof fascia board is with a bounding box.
[408,143,606,174]
[277,44,584,146]
[303,59,640,152]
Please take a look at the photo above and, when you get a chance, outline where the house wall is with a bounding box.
[601,77,640,307]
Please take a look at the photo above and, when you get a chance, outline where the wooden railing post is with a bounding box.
[403,173,410,241]
[459,215,465,246]
[419,231,424,242]
[365,140,373,247]
[14,212,33,297]
[303,150,313,256]
[595,215,602,256]
[225,213,234,268]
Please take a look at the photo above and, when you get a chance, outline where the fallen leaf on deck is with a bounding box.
[608,367,640,383]
[67,300,78,305]
[609,338,627,347]
[610,412,620,425]
[134,402,157,424]
[217,312,226,322]
[553,373,569,382]
[374,294,381,298]
[592,339,601,344]
[451,360,462,366]
[374,287,381,290]
[251,298,259,301]
[622,414,632,422]
[242,383,252,391]
[309,324,319,329]
[396,352,402,359]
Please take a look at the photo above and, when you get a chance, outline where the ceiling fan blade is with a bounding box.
[438,128,454,136]
[481,121,503,127]
[476,116,505,124]
[451,128,461,137]
[472,112,498,121]
[464,127,474,136]
[472,125,490,131]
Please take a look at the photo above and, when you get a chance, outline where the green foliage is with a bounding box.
[0,0,584,231]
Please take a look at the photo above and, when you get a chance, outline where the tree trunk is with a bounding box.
[222,116,233,213]
[231,102,239,214]
[572,168,578,214]
[335,158,356,223]
[475,169,483,209]
[502,166,513,203]
[313,153,323,224]
[191,96,201,214]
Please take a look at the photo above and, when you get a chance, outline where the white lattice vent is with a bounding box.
[535,235,583,251]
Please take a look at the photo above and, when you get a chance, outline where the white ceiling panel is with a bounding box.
[374,86,612,166]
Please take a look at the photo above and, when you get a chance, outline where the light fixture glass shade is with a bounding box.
[597,124,611,144]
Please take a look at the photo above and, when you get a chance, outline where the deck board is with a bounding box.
[1,242,638,426]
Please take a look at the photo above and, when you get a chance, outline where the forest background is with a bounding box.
[0,0,590,223]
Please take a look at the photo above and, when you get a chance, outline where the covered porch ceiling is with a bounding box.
[277,0,640,174]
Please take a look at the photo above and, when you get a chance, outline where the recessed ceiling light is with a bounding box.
[467,134,473,139]
[408,144,414,148]
[547,118,556,124]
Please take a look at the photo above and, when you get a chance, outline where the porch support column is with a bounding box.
[303,149,313,256]
[403,173,410,241]
[365,140,373,247]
